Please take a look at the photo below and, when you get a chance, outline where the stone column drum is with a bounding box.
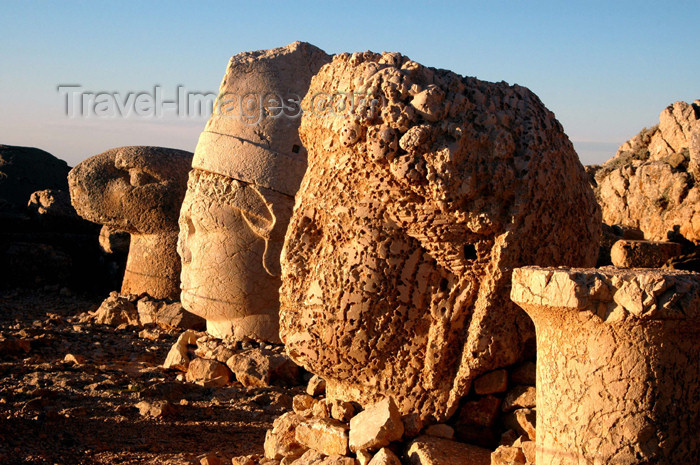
[177,42,330,342]
[511,266,700,464]
[68,146,193,300]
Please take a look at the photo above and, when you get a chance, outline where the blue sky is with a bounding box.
[1,0,698,166]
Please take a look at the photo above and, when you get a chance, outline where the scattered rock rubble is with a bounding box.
[251,366,539,465]
[0,288,303,464]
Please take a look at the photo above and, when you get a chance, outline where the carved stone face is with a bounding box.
[176,42,331,341]
[178,169,293,342]
[280,52,601,423]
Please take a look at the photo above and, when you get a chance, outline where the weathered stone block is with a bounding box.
[295,418,349,456]
[349,398,404,452]
[406,435,491,465]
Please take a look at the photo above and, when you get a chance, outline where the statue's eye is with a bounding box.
[129,169,157,187]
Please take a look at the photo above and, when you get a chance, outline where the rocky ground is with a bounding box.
[0,288,300,465]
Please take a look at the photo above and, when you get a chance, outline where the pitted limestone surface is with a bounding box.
[280,51,600,423]
[68,146,192,299]
[594,100,700,243]
[512,266,700,464]
[178,42,331,342]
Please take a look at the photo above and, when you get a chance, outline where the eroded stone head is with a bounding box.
[280,51,601,422]
[178,42,331,341]
[69,146,193,299]
[68,146,193,234]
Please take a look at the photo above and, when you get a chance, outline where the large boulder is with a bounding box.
[0,145,70,212]
[68,146,193,299]
[177,42,331,341]
[593,100,700,243]
[0,146,110,291]
[279,51,600,422]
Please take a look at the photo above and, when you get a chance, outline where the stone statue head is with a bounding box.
[280,52,601,422]
[69,146,192,299]
[177,42,331,341]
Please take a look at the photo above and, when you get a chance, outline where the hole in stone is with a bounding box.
[464,243,477,260]
[292,144,301,153]
[439,278,448,292]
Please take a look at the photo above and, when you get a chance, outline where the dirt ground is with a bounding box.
[0,288,299,465]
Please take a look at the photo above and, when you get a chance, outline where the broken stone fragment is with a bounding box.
[295,418,349,456]
[456,396,501,428]
[405,435,491,465]
[289,449,323,465]
[472,369,508,395]
[519,440,536,464]
[311,399,330,419]
[68,146,193,299]
[610,239,682,268]
[356,450,372,465]
[367,448,401,465]
[154,301,206,331]
[490,445,526,465]
[423,424,454,440]
[63,353,86,365]
[328,399,355,422]
[194,336,236,363]
[349,398,404,452]
[400,414,425,439]
[98,225,130,255]
[163,330,198,371]
[306,375,326,397]
[264,412,308,461]
[231,455,258,465]
[226,348,300,388]
[502,408,536,441]
[293,394,317,417]
[135,400,177,418]
[136,299,205,330]
[289,450,355,465]
[280,50,600,422]
[185,357,232,387]
[508,362,536,386]
[93,292,139,327]
[501,386,536,412]
[198,452,225,465]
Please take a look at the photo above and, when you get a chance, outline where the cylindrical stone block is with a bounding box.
[511,266,700,465]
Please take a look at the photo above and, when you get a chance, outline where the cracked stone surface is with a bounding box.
[592,100,700,243]
[178,42,331,342]
[511,266,700,465]
[68,146,193,300]
[279,51,600,423]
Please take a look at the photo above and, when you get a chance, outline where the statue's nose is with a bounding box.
[177,214,194,265]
